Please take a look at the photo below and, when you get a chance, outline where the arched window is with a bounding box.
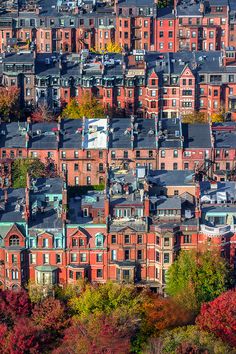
[9,236,20,246]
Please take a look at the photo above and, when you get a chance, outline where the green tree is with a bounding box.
[62,93,105,119]
[165,250,230,314]
[12,158,45,188]
[145,325,233,354]
[68,282,146,320]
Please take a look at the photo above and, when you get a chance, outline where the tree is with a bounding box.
[53,315,133,354]
[68,281,146,320]
[145,325,233,354]
[182,111,207,124]
[0,289,31,327]
[61,93,105,119]
[0,87,20,121]
[165,250,230,313]
[31,103,54,122]
[91,42,122,54]
[12,158,45,188]
[197,290,236,347]
[142,294,193,335]
[32,297,67,332]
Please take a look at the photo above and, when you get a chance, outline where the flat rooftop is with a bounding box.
[83,119,108,149]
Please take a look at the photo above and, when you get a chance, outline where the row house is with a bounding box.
[0,0,235,54]
[1,170,236,291]
[4,117,236,188]
[2,49,236,120]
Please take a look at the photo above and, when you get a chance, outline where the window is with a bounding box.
[184,235,192,243]
[75,176,79,186]
[184,162,189,170]
[161,163,165,170]
[71,253,77,262]
[111,235,116,244]
[164,253,170,263]
[137,250,142,260]
[43,254,49,264]
[96,253,103,262]
[99,151,103,159]
[87,163,91,171]
[42,238,48,248]
[97,269,103,278]
[11,254,17,263]
[173,150,178,158]
[69,270,73,279]
[12,270,18,280]
[111,151,116,159]
[30,254,36,264]
[137,235,142,244]
[156,251,160,262]
[9,236,20,246]
[80,253,86,262]
[86,151,91,158]
[79,239,85,246]
[76,272,82,280]
[124,151,128,158]
[95,233,104,247]
[164,237,170,247]
[124,235,130,244]
[136,151,140,158]
[111,249,117,260]
[173,163,178,170]
[72,238,78,247]
[87,176,91,185]
[124,250,130,260]
[56,254,61,263]
[160,150,165,158]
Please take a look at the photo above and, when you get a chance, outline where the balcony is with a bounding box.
[200,224,231,237]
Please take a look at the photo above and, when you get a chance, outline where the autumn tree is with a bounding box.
[61,93,105,119]
[0,289,31,327]
[0,87,20,121]
[31,103,54,122]
[145,325,233,354]
[197,289,236,347]
[53,315,133,354]
[165,250,230,313]
[142,294,193,335]
[32,297,67,332]
[12,158,45,188]
[91,41,122,54]
[182,111,207,124]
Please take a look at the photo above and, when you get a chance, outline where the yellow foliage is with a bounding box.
[211,112,224,123]
[182,111,207,124]
[91,41,122,54]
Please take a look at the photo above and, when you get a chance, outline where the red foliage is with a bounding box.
[196,289,236,347]
[54,315,132,354]
[32,297,67,331]
[31,104,53,122]
[143,295,193,333]
[0,289,31,326]
[7,318,46,354]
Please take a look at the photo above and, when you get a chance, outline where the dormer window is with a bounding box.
[95,233,104,248]
[43,239,48,248]
[9,236,20,246]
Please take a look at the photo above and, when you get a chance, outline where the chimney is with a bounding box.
[195,206,201,219]
[27,116,31,123]
[4,189,8,204]
[199,2,204,14]
[25,173,30,222]
[144,195,150,217]
[104,196,110,218]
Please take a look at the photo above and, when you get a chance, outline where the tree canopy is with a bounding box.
[61,94,105,119]
[197,289,236,347]
[12,158,46,188]
[0,87,20,121]
[165,250,230,313]
[182,111,207,124]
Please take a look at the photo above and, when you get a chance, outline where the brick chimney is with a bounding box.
[25,173,30,222]
[104,196,110,218]
[144,195,150,217]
